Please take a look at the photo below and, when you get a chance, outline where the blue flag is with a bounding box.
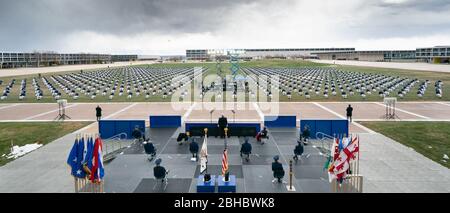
[84,137,94,170]
[75,138,86,178]
[67,139,79,176]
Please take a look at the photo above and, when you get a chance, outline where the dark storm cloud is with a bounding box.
[0,0,263,51]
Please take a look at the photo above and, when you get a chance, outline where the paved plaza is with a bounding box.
[0,101,449,193]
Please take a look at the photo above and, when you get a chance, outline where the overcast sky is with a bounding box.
[0,0,449,55]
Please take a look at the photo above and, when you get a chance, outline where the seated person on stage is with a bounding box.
[143,140,157,161]
[240,138,252,159]
[153,158,168,182]
[131,126,144,142]
[218,115,228,138]
[189,139,199,160]
[176,132,189,144]
[256,127,269,143]
[272,156,285,183]
[300,126,310,145]
[293,140,304,161]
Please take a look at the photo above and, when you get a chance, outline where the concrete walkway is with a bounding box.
[312,60,450,73]
[359,133,450,193]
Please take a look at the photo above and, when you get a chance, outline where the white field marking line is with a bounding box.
[252,102,265,121]
[437,102,450,107]
[313,102,376,134]
[182,102,198,122]
[103,103,138,119]
[373,102,430,120]
[0,104,21,110]
[312,102,345,119]
[23,104,80,120]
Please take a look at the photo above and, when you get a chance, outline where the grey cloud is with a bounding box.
[0,0,449,52]
[346,0,450,39]
[0,0,264,51]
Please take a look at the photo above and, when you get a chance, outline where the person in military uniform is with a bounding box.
[301,125,310,145]
[240,138,252,161]
[189,138,199,160]
[293,141,304,162]
[272,156,285,183]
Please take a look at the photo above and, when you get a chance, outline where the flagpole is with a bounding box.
[224,128,228,149]
[204,128,208,174]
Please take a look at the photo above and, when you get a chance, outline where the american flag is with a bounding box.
[221,148,229,176]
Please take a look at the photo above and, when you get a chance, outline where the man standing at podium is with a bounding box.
[218,115,228,138]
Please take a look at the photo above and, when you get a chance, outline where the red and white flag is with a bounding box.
[329,136,359,181]
[90,137,104,183]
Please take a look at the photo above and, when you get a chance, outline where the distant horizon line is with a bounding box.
[1,45,449,56]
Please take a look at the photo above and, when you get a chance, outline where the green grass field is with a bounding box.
[0,59,448,103]
[0,122,92,166]
[360,121,450,169]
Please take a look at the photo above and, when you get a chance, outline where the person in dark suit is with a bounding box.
[218,115,228,138]
[293,141,304,161]
[143,140,156,161]
[95,105,102,121]
[301,125,310,145]
[131,126,143,142]
[272,156,285,183]
[346,104,354,122]
[189,139,199,159]
[240,138,252,161]
[153,158,168,182]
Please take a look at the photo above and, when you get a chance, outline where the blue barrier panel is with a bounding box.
[115,121,132,139]
[98,121,116,139]
[185,123,217,133]
[99,120,146,139]
[229,123,261,133]
[185,123,261,137]
[300,120,349,139]
[150,116,182,128]
[316,120,332,137]
[300,120,316,139]
[331,120,349,137]
[264,116,297,128]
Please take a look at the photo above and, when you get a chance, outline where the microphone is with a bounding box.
[231,110,235,114]
[210,108,215,114]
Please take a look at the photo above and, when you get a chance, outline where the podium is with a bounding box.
[196,175,216,193]
[217,175,236,193]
